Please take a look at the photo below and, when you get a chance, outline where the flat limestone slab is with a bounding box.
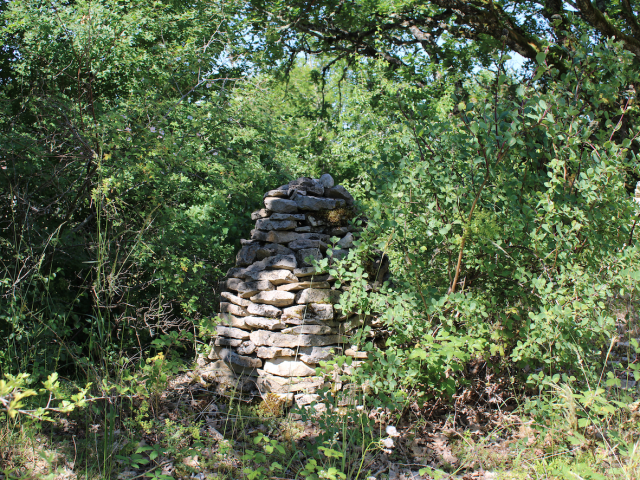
[281,325,336,335]
[264,197,298,213]
[263,357,317,377]
[214,346,262,369]
[295,288,341,304]
[221,291,251,307]
[237,280,275,298]
[256,243,295,260]
[255,372,325,394]
[281,304,334,323]
[246,303,282,318]
[250,290,296,306]
[216,325,251,340]
[245,316,286,330]
[246,270,298,286]
[249,330,346,348]
[251,230,300,244]
[255,219,297,231]
[256,346,296,358]
[220,302,249,317]
[217,313,249,329]
[277,281,330,292]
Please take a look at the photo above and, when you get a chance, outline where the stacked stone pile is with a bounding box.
[206,174,373,403]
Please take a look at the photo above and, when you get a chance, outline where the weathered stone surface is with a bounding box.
[236,243,261,267]
[295,226,311,233]
[325,185,355,205]
[216,326,250,340]
[217,313,249,329]
[299,346,342,365]
[263,188,289,198]
[236,280,274,298]
[295,288,341,305]
[319,174,334,189]
[337,232,354,249]
[256,346,296,358]
[295,196,337,211]
[293,267,319,277]
[277,281,330,292]
[344,348,368,359]
[237,341,257,355]
[307,215,326,227]
[255,243,294,260]
[244,270,298,286]
[281,303,334,323]
[225,278,244,291]
[250,290,296,306]
[215,336,243,348]
[255,372,325,393]
[264,254,297,271]
[296,248,323,267]
[210,359,259,377]
[215,347,262,368]
[300,232,331,242]
[328,226,354,236]
[200,362,259,386]
[251,209,270,220]
[246,303,282,318]
[251,230,300,244]
[221,291,251,307]
[288,239,328,251]
[289,177,324,196]
[249,330,345,348]
[245,316,286,330]
[263,357,317,377]
[220,302,249,317]
[281,325,336,335]
[264,197,298,213]
[328,248,349,261]
[340,315,366,333]
[270,213,305,221]
[295,393,321,407]
[255,219,297,231]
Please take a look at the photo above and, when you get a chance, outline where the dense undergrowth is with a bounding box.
[2,0,640,478]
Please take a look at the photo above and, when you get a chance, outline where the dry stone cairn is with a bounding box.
[207,175,365,404]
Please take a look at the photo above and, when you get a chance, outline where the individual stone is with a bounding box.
[263,357,317,377]
[295,288,341,304]
[307,215,326,227]
[277,281,330,292]
[251,230,300,244]
[215,347,262,369]
[226,266,247,279]
[295,226,311,233]
[236,242,261,267]
[328,248,349,261]
[264,254,297,271]
[281,325,336,335]
[337,232,354,249]
[237,341,257,355]
[289,177,324,196]
[221,291,251,307]
[288,239,328,251]
[217,313,248,329]
[264,197,298,213]
[344,348,368,359]
[245,316,286,330]
[270,213,305,221]
[293,267,319,277]
[295,196,337,211]
[328,226,353,236]
[319,174,334,189]
[281,303,334,323]
[225,278,244,291]
[243,270,298,286]
[216,326,250,340]
[249,330,346,348]
[255,219,297,231]
[251,209,270,220]
[264,188,289,198]
[325,185,355,206]
[215,337,243,348]
[296,248,323,267]
[340,315,366,333]
[300,232,331,242]
[255,372,325,394]
[246,303,282,318]
[255,243,294,260]
[256,346,296,358]
[236,280,274,298]
[295,393,321,407]
[298,346,342,364]
[220,302,249,317]
[199,363,258,390]
[250,290,296,306]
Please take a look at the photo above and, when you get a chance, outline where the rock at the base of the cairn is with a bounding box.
[199,363,256,393]
[250,290,296,306]
[263,357,317,377]
[209,359,259,377]
[298,346,343,365]
[236,341,257,355]
[214,347,262,369]
[295,248,323,267]
[256,346,296,358]
[256,371,325,394]
[249,330,345,348]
